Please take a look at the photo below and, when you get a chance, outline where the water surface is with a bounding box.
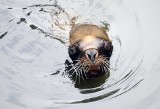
[1,0,160,109]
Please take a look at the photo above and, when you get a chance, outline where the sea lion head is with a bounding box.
[68,24,113,79]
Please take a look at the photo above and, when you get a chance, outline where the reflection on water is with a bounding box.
[1,0,160,109]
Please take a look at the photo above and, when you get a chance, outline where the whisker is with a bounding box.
[103,63,110,72]
[66,60,88,82]
[103,60,110,66]
[65,64,75,73]
[73,65,81,77]
[100,65,104,73]
[67,64,76,77]
[79,63,84,79]
[101,64,107,73]
[75,63,82,84]
[75,72,78,83]
[52,63,65,66]
[78,70,80,84]
[103,62,110,70]
[83,64,88,79]
[73,60,80,62]
[72,64,81,83]
[100,56,118,71]
[101,55,110,59]
[66,62,81,77]
[80,68,86,83]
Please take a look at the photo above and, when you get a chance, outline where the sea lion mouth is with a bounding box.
[88,71,103,78]
[86,66,104,78]
[65,55,110,79]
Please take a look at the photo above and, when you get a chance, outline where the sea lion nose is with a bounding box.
[85,49,98,62]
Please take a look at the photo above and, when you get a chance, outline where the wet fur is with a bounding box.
[69,24,111,45]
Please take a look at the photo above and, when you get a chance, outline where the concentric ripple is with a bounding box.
[0,0,160,109]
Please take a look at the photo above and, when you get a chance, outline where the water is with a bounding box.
[0,0,160,109]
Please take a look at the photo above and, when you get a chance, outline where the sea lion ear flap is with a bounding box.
[100,21,110,32]
[70,16,79,28]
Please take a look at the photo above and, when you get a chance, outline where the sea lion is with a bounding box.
[68,24,113,79]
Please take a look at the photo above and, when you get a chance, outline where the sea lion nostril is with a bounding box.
[85,49,98,62]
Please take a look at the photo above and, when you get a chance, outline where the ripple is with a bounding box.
[0,0,160,109]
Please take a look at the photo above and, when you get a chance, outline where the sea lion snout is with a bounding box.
[85,49,98,63]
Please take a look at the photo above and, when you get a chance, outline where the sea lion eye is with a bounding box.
[68,46,77,55]
[104,41,111,50]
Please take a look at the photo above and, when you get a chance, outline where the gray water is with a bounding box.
[1,0,160,109]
